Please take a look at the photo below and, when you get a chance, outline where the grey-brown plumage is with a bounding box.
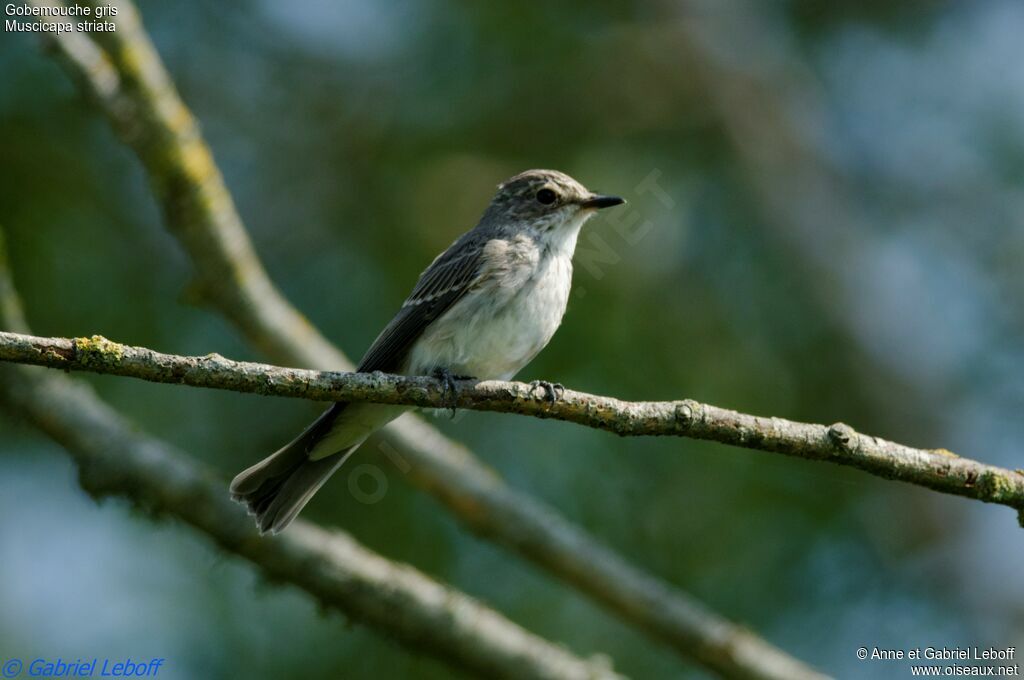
[231,169,624,533]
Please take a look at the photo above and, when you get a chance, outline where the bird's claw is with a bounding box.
[432,368,475,418]
[530,380,564,404]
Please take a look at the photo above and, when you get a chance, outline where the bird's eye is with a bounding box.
[536,188,557,205]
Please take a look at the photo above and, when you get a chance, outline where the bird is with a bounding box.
[230,169,625,533]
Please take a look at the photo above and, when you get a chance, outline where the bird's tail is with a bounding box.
[230,404,362,534]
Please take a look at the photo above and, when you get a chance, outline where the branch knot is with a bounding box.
[674,399,699,426]
[827,422,857,454]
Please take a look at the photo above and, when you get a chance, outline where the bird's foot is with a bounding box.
[432,367,475,418]
[530,380,565,404]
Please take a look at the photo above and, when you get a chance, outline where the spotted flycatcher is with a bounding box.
[231,169,625,533]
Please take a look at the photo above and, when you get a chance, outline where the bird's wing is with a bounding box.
[356,234,488,373]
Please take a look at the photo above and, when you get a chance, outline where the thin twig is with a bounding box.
[3,330,1023,523]
[27,2,829,677]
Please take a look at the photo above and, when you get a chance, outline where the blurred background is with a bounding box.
[2,0,1023,677]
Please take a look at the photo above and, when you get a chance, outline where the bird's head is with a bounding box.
[481,169,625,235]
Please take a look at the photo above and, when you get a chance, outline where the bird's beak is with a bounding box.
[580,194,626,210]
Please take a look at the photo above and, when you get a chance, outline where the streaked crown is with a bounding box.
[480,170,594,225]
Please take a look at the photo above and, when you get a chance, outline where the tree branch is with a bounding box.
[26,3,826,679]
[1,365,625,680]
[4,330,1023,524]
[0,239,619,680]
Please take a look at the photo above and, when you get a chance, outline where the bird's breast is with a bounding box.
[407,250,574,380]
